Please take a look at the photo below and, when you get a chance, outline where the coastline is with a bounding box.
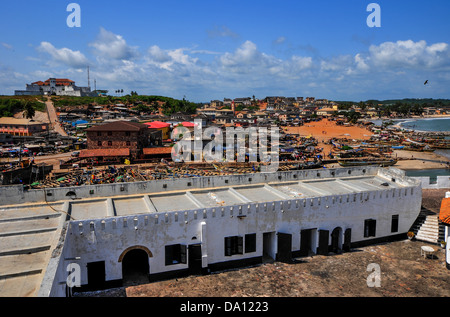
[392,149,450,170]
[285,118,450,171]
[391,115,450,131]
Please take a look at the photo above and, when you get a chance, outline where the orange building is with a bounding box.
[439,195,450,270]
[0,118,48,136]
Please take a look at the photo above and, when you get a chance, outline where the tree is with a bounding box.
[23,102,35,119]
[344,110,361,124]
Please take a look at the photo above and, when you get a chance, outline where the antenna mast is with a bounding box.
[87,66,90,89]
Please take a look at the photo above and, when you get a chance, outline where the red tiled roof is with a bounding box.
[440,197,450,225]
[143,147,173,155]
[32,78,75,86]
[181,122,198,127]
[80,148,130,158]
[144,121,170,129]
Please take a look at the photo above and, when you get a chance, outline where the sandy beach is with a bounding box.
[284,119,450,170]
[285,119,373,154]
[392,150,450,170]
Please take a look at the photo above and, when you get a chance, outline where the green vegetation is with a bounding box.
[53,94,202,116]
[0,96,45,117]
[341,110,361,124]
[52,96,111,107]
[130,95,201,115]
[335,98,450,117]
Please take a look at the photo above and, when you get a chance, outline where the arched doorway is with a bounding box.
[331,227,343,254]
[119,246,151,287]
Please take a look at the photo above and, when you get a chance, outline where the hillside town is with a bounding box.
[1,89,450,189]
[1,87,450,299]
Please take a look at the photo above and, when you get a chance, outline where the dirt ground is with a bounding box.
[74,189,449,298]
[285,119,373,155]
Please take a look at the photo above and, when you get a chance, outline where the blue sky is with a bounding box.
[1,0,450,102]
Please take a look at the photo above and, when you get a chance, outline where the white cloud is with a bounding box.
[354,53,370,71]
[207,25,239,39]
[320,55,353,72]
[218,40,313,78]
[37,42,89,69]
[23,34,450,101]
[220,41,263,68]
[146,45,200,72]
[369,40,450,69]
[1,42,13,50]
[148,45,171,63]
[89,27,139,61]
[273,36,286,45]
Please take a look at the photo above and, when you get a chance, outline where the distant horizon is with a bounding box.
[1,1,449,102]
[2,92,450,105]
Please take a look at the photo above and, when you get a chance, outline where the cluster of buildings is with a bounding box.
[197,96,340,127]
[50,96,341,165]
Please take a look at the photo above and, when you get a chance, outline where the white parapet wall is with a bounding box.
[32,167,423,296]
[412,176,450,189]
[0,166,385,206]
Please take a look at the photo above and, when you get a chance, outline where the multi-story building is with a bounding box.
[0,117,49,136]
[84,121,153,159]
[15,78,96,97]
[0,166,423,296]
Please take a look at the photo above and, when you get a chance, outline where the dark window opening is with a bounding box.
[391,215,399,233]
[224,236,243,256]
[87,261,106,290]
[364,219,377,237]
[165,244,187,265]
[245,233,256,253]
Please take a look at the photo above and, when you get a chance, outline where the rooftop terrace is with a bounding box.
[0,167,419,297]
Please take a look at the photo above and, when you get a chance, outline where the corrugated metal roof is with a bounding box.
[143,147,173,155]
[0,118,45,125]
[439,197,450,225]
[80,148,130,158]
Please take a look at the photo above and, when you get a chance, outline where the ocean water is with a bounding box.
[405,168,450,183]
[398,117,450,132]
[371,117,450,159]
[435,149,450,160]
[371,117,450,133]
[397,117,450,160]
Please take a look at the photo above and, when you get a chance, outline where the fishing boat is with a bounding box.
[430,143,450,150]
[338,159,398,167]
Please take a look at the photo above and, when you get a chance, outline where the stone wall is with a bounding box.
[60,179,421,287]
[0,166,397,206]
[413,176,450,189]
